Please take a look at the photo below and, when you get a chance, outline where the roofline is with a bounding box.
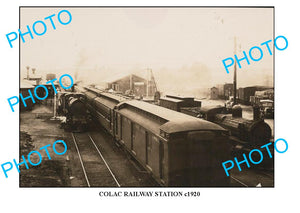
[105,74,146,84]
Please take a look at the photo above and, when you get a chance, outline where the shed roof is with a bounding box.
[20,80,34,89]
[39,79,59,85]
[28,74,42,79]
[159,97,183,103]
[166,94,194,100]
[103,73,146,83]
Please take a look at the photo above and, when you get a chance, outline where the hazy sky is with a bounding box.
[20,7,273,95]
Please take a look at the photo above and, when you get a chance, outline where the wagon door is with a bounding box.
[187,131,230,186]
[132,124,146,164]
[122,116,132,149]
[146,134,160,177]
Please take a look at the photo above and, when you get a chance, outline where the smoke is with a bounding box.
[154,62,213,98]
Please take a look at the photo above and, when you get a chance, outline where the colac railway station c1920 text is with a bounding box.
[99,191,200,197]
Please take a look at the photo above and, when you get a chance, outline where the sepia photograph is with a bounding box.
[19,7,274,187]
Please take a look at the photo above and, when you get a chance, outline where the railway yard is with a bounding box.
[20,105,158,187]
[20,102,273,187]
[17,63,275,187]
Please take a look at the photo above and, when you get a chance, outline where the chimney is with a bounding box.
[253,105,261,120]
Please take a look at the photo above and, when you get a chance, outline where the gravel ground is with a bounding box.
[20,105,71,187]
[20,104,158,187]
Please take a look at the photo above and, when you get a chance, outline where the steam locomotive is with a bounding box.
[158,95,272,156]
[198,105,272,161]
[57,92,88,132]
[76,86,232,186]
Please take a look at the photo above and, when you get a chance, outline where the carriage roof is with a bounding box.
[117,100,225,134]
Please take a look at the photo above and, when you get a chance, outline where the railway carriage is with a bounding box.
[81,86,129,133]
[92,95,118,134]
[79,86,232,186]
[114,100,231,186]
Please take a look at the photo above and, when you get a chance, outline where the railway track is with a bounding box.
[71,131,272,188]
[230,168,274,187]
[71,132,120,187]
[257,170,274,179]
[231,176,249,187]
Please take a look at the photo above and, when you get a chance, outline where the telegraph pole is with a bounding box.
[233,37,237,105]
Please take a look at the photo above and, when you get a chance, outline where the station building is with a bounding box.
[103,74,157,98]
[210,87,219,100]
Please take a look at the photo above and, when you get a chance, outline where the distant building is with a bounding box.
[20,80,35,111]
[104,74,156,97]
[159,96,183,111]
[224,83,233,99]
[24,68,42,85]
[238,86,273,105]
[159,94,201,113]
[216,83,233,99]
[210,87,218,100]
[26,74,42,86]
[46,73,56,81]
[254,89,274,100]
[251,89,274,106]
[216,84,224,99]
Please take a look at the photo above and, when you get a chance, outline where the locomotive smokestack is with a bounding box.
[232,105,242,118]
[253,105,261,120]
